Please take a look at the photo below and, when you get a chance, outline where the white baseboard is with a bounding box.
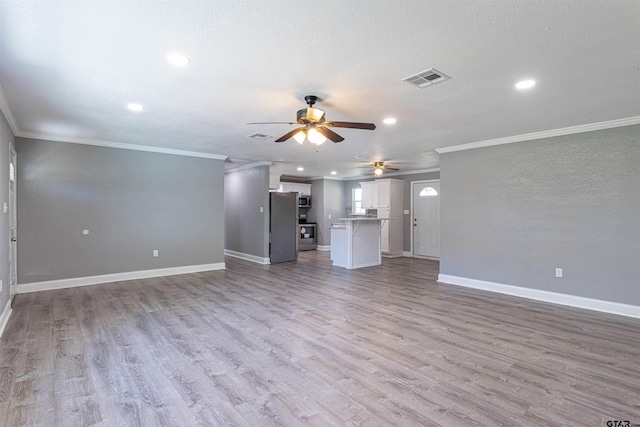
[224,249,270,265]
[403,251,412,257]
[382,251,405,258]
[16,263,226,294]
[316,245,331,251]
[438,274,640,319]
[0,298,12,338]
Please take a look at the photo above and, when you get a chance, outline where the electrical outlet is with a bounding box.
[153,250,159,258]
[555,268,563,278]
[0,279,3,292]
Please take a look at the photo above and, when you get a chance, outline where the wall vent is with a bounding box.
[402,68,450,88]
[248,133,271,140]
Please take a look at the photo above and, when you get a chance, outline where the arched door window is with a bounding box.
[419,186,438,197]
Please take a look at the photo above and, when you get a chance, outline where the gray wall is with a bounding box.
[306,178,324,238]
[16,137,225,283]
[344,171,441,251]
[225,165,269,258]
[308,178,344,246]
[439,125,640,305]
[0,111,14,310]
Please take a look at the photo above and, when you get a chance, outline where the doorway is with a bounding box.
[9,148,17,298]
[411,180,440,258]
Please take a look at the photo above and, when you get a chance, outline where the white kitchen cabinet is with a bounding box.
[279,182,312,195]
[378,208,390,253]
[377,180,390,208]
[296,183,312,195]
[360,181,378,208]
[359,179,404,256]
[269,174,281,190]
[279,183,295,193]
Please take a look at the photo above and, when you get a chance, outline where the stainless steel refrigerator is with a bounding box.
[270,192,298,263]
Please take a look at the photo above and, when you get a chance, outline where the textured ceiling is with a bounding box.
[0,1,639,179]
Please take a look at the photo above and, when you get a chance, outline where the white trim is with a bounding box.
[16,263,226,294]
[403,251,412,257]
[16,131,228,160]
[438,274,640,319]
[0,85,19,135]
[342,167,440,181]
[224,249,270,264]
[435,116,640,154]
[316,245,331,251]
[0,299,12,339]
[224,161,272,173]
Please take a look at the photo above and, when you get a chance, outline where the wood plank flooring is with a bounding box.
[1,250,638,426]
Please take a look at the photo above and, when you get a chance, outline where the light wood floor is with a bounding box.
[1,251,638,426]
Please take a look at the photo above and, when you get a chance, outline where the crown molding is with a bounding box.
[0,85,20,135]
[342,167,440,181]
[16,131,228,160]
[224,161,272,173]
[435,116,640,154]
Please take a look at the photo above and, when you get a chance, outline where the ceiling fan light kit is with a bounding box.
[249,95,376,147]
[293,127,327,145]
[361,161,400,176]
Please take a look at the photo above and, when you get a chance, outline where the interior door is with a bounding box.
[412,181,440,258]
[9,148,17,297]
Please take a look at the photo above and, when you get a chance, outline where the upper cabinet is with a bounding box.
[360,182,378,208]
[360,179,396,209]
[279,182,312,195]
[269,174,281,190]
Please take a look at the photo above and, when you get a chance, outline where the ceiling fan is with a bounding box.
[360,161,399,176]
[248,95,376,145]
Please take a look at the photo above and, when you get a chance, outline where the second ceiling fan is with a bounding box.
[360,161,399,176]
[249,95,376,145]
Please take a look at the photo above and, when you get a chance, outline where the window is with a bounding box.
[352,188,365,214]
[419,186,438,197]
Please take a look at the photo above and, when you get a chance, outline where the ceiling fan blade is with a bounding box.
[275,127,305,143]
[316,126,344,143]
[323,121,376,130]
[384,167,400,171]
[247,122,298,125]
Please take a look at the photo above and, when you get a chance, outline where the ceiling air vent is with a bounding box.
[248,133,271,140]
[402,68,450,88]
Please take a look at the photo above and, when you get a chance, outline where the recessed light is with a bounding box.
[515,79,536,90]
[383,117,397,125]
[127,103,144,112]
[331,171,337,175]
[297,167,304,171]
[166,52,190,67]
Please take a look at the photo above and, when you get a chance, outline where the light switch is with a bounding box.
[2,202,7,214]
[260,206,264,213]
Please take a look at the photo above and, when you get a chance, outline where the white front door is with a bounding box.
[412,181,440,258]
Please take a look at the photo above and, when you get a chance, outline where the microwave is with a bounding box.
[298,195,311,208]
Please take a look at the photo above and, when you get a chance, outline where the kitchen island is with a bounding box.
[330,217,388,269]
